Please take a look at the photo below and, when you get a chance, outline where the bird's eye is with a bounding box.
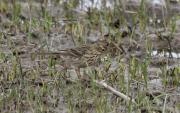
[102,48,105,51]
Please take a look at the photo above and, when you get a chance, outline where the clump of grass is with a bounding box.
[0,0,8,14]
[138,0,148,32]
[0,0,179,113]
[11,1,21,24]
[40,6,53,32]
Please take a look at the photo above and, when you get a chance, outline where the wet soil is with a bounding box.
[0,0,179,113]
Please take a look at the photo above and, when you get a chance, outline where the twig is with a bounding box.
[163,94,168,113]
[93,80,137,104]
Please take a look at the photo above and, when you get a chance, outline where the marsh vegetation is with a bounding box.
[0,0,179,113]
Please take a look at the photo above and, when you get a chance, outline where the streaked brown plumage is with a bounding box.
[35,39,125,79]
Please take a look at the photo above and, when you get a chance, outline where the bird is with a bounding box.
[33,39,125,79]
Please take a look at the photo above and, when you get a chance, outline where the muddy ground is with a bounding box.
[0,0,180,113]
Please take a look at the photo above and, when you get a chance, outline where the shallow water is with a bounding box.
[152,50,180,58]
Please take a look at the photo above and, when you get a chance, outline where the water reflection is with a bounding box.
[151,50,180,58]
[78,0,167,11]
[78,0,113,11]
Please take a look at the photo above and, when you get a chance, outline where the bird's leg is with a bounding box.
[75,67,82,79]
[61,66,68,79]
